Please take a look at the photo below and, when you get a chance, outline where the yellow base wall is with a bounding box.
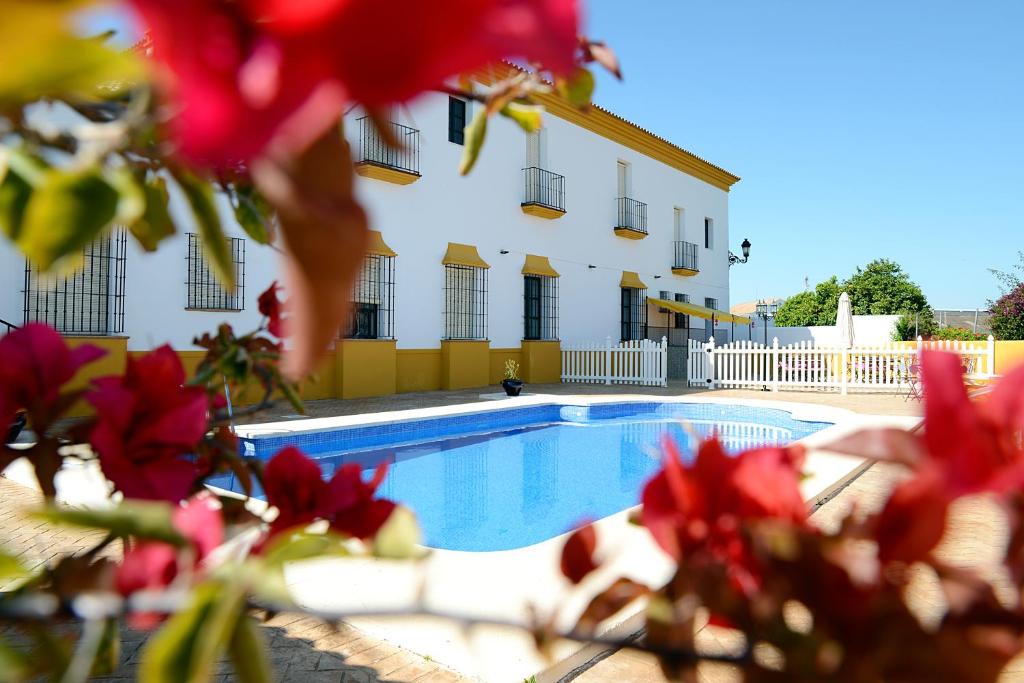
[396,349,441,393]
[65,337,129,417]
[441,340,490,390]
[521,340,561,383]
[335,340,397,399]
[995,341,1024,376]
[489,348,523,385]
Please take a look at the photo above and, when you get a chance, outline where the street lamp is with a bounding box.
[728,238,751,267]
[755,299,778,346]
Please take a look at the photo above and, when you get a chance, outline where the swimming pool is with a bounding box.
[212,402,832,551]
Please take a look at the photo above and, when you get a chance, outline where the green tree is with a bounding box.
[773,291,817,326]
[990,282,1024,340]
[844,259,929,316]
[812,277,842,325]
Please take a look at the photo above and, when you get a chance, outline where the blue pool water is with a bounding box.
[210,403,830,551]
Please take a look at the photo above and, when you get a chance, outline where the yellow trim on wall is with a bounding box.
[671,266,698,277]
[473,64,741,192]
[620,271,648,290]
[366,231,397,257]
[613,227,647,240]
[441,340,490,389]
[995,340,1024,376]
[335,339,397,399]
[354,162,420,185]
[396,349,442,393]
[521,340,561,383]
[442,243,490,269]
[521,203,565,219]
[522,254,560,278]
[64,336,129,417]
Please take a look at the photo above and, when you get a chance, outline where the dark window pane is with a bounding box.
[524,276,541,340]
[448,97,466,145]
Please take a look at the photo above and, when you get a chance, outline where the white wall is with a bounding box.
[1,89,734,352]
[748,315,900,347]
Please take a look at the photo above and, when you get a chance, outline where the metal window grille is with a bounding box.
[672,241,699,272]
[674,292,690,329]
[522,167,565,212]
[523,275,558,341]
[355,116,420,176]
[186,233,245,311]
[620,287,647,341]
[444,264,487,340]
[615,197,648,235]
[345,253,395,339]
[448,97,466,145]
[23,229,127,335]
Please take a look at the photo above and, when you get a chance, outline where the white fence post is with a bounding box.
[604,336,612,386]
[840,346,848,395]
[771,338,779,392]
[661,336,668,387]
[987,335,996,377]
[707,336,717,389]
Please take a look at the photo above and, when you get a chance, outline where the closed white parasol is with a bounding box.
[836,291,854,348]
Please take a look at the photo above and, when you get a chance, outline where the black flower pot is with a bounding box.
[501,379,524,397]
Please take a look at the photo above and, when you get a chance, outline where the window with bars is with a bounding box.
[448,97,467,145]
[674,292,690,329]
[620,287,647,341]
[704,217,714,249]
[186,233,245,311]
[345,253,395,339]
[23,229,127,335]
[523,275,558,340]
[444,264,487,339]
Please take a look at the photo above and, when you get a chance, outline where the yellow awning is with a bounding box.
[521,254,560,278]
[366,231,396,257]
[648,298,751,325]
[619,271,648,290]
[442,242,490,269]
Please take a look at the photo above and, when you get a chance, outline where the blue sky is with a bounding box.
[582,0,1024,308]
[83,1,1023,309]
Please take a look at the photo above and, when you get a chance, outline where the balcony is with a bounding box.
[613,197,647,239]
[672,240,699,276]
[521,167,566,219]
[353,117,421,185]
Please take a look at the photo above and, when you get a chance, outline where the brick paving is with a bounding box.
[0,477,471,683]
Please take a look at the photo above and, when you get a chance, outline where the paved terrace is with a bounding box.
[2,386,928,682]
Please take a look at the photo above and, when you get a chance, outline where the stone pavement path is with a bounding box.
[0,476,470,683]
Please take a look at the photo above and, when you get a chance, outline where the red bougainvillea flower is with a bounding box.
[127,0,581,164]
[117,493,224,628]
[561,523,598,584]
[263,446,396,540]
[87,346,208,502]
[641,436,806,594]
[0,323,105,429]
[257,280,285,337]
[864,351,1024,564]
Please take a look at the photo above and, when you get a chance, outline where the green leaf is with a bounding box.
[0,162,32,241]
[90,619,121,677]
[108,167,146,227]
[278,378,305,415]
[0,2,142,104]
[228,616,273,683]
[458,107,488,176]
[232,186,273,245]
[372,506,424,560]
[16,168,119,270]
[130,175,176,251]
[36,501,186,546]
[0,550,31,588]
[557,68,596,108]
[499,103,543,133]
[175,170,233,290]
[140,581,246,683]
[261,531,351,569]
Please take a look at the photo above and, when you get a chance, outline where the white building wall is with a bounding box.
[1,90,734,353]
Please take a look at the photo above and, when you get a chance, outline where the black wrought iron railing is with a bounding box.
[522,167,565,212]
[1,318,17,334]
[673,241,699,272]
[356,116,420,176]
[615,196,647,234]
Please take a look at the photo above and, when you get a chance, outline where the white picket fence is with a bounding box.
[689,336,995,394]
[562,337,667,386]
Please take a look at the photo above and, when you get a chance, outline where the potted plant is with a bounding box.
[501,359,524,396]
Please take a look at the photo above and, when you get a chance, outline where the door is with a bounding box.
[524,276,541,340]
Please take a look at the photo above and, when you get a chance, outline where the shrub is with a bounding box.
[990,283,1024,340]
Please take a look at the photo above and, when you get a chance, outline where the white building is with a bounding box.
[0,80,741,401]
